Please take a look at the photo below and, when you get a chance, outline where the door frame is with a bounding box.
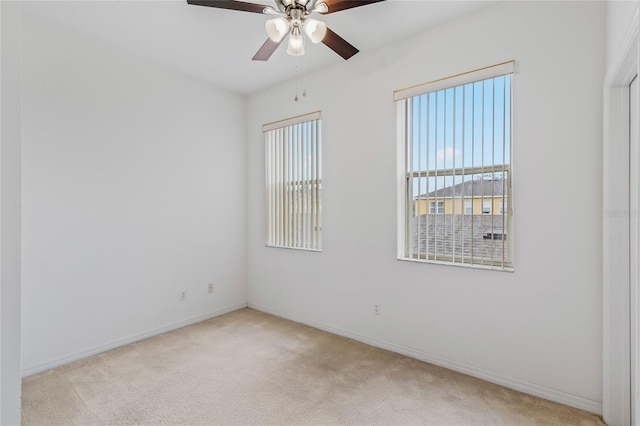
[604,8,639,426]
[629,72,639,426]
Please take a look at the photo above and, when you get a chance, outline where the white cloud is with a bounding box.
[436,147,459,165]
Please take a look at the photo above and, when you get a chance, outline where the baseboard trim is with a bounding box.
[22,303,248,378]
[248,303,602,415]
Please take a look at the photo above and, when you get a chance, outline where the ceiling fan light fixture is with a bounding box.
[265,17,288,42]
[287,28,305,56]
[303,18,327,43]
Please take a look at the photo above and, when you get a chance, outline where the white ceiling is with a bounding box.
[21,0,497,95]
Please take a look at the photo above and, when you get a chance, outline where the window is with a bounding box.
[482,200,492,215]
[499,200,507,215]
[464,200,473,215]
[264,111,322,250]
[395,62,513,269]
[430,201,444,214]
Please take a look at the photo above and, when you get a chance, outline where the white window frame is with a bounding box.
[395,62,514,270]
[263,111,322,251]
[465,200,473,215]
[482,200,492,215]
[499,200,507,215]
[430,201,444,215]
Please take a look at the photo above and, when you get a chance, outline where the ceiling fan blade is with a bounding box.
[320,0,385,14]
[186,0,268,14]
[322,28,358,60]
[252,37,285,61]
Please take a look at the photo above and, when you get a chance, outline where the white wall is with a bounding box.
[1,2,23,424]
[20,13,247,374]
[247,1,605,413]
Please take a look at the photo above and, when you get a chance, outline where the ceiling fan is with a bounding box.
[187,0,385,61]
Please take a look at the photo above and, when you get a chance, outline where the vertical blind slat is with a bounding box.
[315,120,320,249]
[312,121,316,249]
[317,120,322,249]
[285,126,289,246]
[480,80,486,266]
[405,100,412,257]
[451,87,456,263]
[471,84,475,265]
[425,95,430,258]
[434,91,439,261]
[302,122,307,248]
[416,98,424,258]
[491,79,496,265]
[294,123,299,248]
[502,76,507,267]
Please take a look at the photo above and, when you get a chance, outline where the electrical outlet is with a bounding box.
[208,283,214,294]
[179,290,187,301]
[373,304,381,315]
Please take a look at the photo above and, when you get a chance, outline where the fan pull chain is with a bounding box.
[293,66,298,102]
[294,58,299,102]
[302,45,307,98]
[294,51,300,101]
[293,36,307,102]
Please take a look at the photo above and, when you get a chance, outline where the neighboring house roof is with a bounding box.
[417,178,508,199]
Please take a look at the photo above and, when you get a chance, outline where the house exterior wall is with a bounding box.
[415,197,505,216]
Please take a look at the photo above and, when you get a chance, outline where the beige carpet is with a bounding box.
[22,308,604,425]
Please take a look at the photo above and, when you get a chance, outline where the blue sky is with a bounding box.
[408,75,511,196]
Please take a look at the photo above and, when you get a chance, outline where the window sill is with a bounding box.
[397,256,514,272]
[266,244,322,253]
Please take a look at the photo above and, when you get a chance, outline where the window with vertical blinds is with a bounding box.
[264,111,322,251]
[395,62,514,270]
